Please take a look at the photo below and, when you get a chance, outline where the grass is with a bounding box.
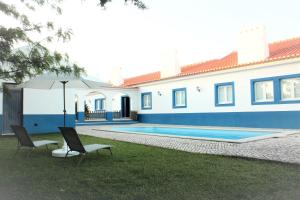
[0,134,299,200]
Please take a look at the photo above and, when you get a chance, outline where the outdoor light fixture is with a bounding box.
[196,86,201,92]
[157,91,162,96]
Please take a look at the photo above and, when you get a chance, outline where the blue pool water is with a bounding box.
[111,127,274,140]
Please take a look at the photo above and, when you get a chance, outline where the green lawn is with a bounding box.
[0,134,299,200]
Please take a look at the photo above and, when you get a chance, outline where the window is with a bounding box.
[254,81,274,103]
[251,74,300,105]
[141,92,152,109]
[95,98,105,111]
[172,88,187,108]
[215,82,235,106]
[280,78,300,101]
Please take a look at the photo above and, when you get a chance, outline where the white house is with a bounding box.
[123,26,300,129]
[1,26,300,134]
[0,78,138,134]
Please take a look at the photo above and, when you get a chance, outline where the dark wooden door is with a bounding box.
[2,83,23,134]
[121,96,130,118]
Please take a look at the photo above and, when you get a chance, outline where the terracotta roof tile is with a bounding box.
[181,52,238,75]
[123,37,300,87]
[123,71,160,87]
[269,37,300,57]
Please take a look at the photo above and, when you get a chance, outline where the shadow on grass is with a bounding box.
[0,133,300,200]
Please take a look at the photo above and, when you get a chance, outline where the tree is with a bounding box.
[0,0,146,84]
[100,0,147,9]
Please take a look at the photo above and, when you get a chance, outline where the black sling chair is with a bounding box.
[11,125,59,156]
[58,127,112,165]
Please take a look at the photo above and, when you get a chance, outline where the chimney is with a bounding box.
[109,66,124,86]
[160,48,180,78]
[237,25,269,64]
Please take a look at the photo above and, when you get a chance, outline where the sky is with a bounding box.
[2,0,300,82]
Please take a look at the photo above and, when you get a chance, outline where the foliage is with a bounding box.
[84,103,91,119]
[0,134,300,200]
[0,0,85,84]
[100,0,147,9]
[0,0,147,84]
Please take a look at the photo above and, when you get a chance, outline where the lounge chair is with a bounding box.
[11,125,59,155]
[58,127,112,165]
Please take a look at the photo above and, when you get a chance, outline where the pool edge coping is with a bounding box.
[91,124,300,143]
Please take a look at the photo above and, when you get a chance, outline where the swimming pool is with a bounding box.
[110,127,277,142]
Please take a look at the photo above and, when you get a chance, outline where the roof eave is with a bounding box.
[124,55,300,88]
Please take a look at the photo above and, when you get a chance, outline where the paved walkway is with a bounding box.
[76,125,300,164]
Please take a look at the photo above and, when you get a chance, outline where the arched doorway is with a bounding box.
[84,91,107,121]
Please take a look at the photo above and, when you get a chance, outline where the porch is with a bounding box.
[76,110,138,126]
[74,86,139,126]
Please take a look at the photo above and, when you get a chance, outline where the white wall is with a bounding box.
[112,93,122,111]
[86,93,106,111]
[109,66,124,86]
[23,88,76,115]
[237,26,269,64]
[138,60,300,114]
[160,48,180,78]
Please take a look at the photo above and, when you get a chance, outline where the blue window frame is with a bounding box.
[172,88,187,108]
[215,82,235,106]
[141,92,152,110]
[95,98,105,111]
[251,73,300,105]
[279,74,300,103]
[251,77,275,105]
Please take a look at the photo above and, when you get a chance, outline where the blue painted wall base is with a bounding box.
[23,114,76,134]
[0,115,2,135]
[77,112,85,123]
[138,111,300,129]
[76,120,137,126]
[106,112,113,122]
[76,112,119,123]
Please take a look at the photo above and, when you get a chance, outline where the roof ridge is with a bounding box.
[269,36,300,45]
[123,54,300,87]
[181,51,237,70]
[183,37,300,69]
[182,59,218,69]
[178,53,300,78]
[123,35,300,87]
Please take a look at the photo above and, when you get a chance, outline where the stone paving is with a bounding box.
[76,125,300,164]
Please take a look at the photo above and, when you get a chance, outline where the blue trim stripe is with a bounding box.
[76,120,137,126]
[95,98,105,111]
[172,88,187,108]
[23,114,76,134]
[0,115,2,135]
[138,111,300,129]
[106,111,113,121]
[250,77,276,105]
[251,73,300,105]
[77,112,85,123]
[141,92,152,110]
[214,82,235,107]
